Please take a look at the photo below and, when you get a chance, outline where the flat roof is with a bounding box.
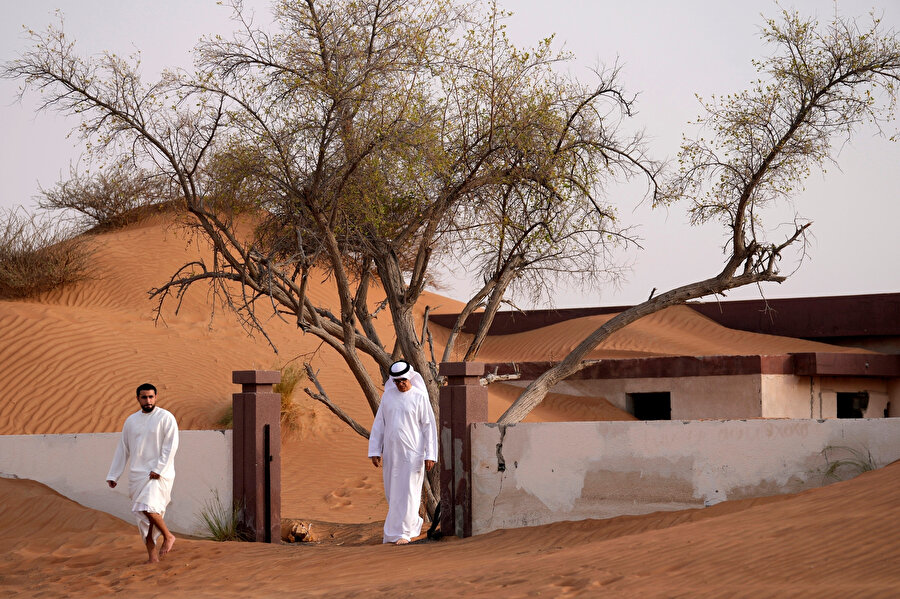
[482,352,900,380]
[430,293,900,339]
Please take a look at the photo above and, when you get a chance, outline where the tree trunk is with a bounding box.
[464,255,524,360]
[498,270,783,424]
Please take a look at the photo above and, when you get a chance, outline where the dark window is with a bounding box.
[837,392,869,419]
[626,392,671,421]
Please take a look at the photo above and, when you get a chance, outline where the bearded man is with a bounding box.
[368,360,437,544]
[106,383,179,563]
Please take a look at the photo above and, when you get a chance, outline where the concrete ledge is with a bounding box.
[440,361,487,378]
[429,293,900,339]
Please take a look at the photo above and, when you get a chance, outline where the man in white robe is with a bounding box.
[368,360,437,544]
[106,383,179,563]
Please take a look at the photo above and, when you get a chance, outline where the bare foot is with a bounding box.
[159,535,176,558]
[147,554,160,564]
[394,538,410,545]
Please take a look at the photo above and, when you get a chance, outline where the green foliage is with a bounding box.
[10,1,899,434]
[661,10,900,245]
[0,207,92,300]
[821,445,877,482]
[197,490,249,542]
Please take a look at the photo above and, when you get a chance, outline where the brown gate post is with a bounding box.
[232,370,281,543]
[439,361,488,538]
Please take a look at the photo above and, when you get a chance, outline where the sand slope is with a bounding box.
[2,461,898,597]
[0,211,884,528]
[0,213,862,436]
[434,304,869,363]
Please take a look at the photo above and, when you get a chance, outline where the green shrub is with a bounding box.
[821,445,876,482]
[197,490,249,542]
[216,404,234,429]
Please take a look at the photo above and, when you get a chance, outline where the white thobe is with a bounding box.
[107,407,179,539]
[368,385,437,543]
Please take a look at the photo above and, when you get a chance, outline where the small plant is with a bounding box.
[198,490,249,542]
[821,445,877,482]
[216,404,234,429]
[0,207,92,299]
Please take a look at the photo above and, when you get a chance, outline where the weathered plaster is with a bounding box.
[890,379,900,416]
[508,374,764,420]
[510,372,895,421]
[470,419,900,535]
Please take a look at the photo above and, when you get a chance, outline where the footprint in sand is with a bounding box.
[325,476,377,509]
[324,488,352,509]
[353,476,374,490]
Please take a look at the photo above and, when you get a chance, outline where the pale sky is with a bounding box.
[2,1,898,308]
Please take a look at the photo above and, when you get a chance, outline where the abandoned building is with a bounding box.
[431,293,900,421]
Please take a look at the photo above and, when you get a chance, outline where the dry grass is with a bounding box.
[0,208,92,300]
[274,363,307,434]
[216,363,311,438]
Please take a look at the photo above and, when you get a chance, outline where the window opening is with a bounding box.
[626,392,671,421]
[836,392,869,418]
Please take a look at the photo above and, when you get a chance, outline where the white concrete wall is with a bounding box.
[0,431,232,536]
[470,418,900,535]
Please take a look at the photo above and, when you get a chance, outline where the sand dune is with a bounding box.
[2,461,898,597]
[485,382,635,422]
[0,213,859,435]
[1,211,896,595]
[435,304,869,363]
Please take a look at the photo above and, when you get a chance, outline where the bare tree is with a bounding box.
[3,1,655,513]
[498,10,900,424]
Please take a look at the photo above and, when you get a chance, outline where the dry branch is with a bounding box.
[302,363,370,439]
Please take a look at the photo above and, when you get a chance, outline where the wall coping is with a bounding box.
[482,352,900,380]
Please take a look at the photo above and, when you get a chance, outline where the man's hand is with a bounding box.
[371,456,382,468]
[425,460,436,472]
[107,480,117,489]
[149,471,160,479]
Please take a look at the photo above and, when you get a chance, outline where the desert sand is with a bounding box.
[2,463,898,597]
[1,213,897,596]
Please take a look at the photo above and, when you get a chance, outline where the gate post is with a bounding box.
[232,370,281,543]
[439,361,488,538]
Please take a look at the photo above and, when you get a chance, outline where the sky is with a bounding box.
[2,1,898,309]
